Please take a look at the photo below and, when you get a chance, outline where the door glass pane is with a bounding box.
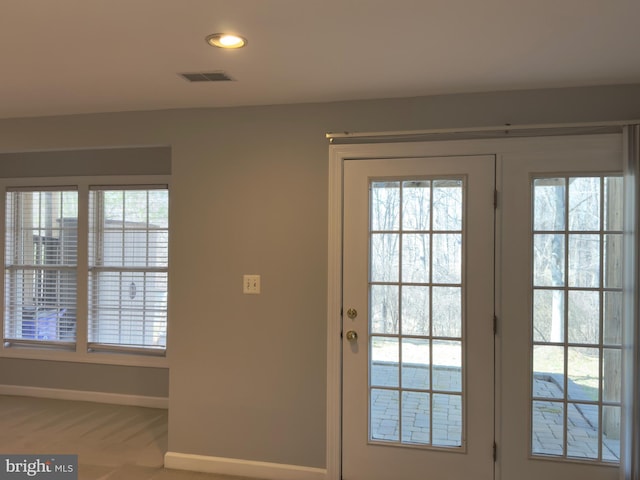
[402,338,430,389]
[401,391,430,444]
[432,180,462,230]
[604,291,622,345]
[371,234,399,282]
[567,403,599,459]
[533,178,565,231]
[532,401,565,456]
[432,234,461,284]
[432,286,461,338]
[402,234,430,283]
[602,349,621,403]
[531,175,622,464]
[569,177,600,231]
[533,234,565,287]
[402,180,430,230]
[568,291,599,345]
[568,234,600,288]
[432,394,462,447]
[371,337,399,388]
[369,177,464,449]
[533,290,565,343]
[603,406,621,461]
[604,177,623,231]
[533,345,565,399]
[371,285,399,334]
[567,347,599,401]
[370,389,399,442]
[604,234,623,289]
[433,340,461,392]
[401,286,429,336]
[371,182,400,231]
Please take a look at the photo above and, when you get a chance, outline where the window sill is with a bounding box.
[0,344,169,368]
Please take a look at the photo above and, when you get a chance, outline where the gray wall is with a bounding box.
[0,84,639,469]
[0,358,168,397]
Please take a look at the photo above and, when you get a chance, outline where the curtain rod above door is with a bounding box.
[326,120,640,144]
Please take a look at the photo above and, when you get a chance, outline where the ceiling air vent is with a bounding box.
[180,72,234,82]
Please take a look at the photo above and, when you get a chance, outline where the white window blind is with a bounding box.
[88,186,168,352]
[4,188,78,347]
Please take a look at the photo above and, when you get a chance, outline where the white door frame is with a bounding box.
[327,133,624,480]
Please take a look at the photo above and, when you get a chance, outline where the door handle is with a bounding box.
[345,330,358,342]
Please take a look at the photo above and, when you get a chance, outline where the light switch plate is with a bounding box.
[243,274,261,294]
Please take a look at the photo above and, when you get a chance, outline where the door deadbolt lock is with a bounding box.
[345,330,358,342]
[346,308,358,319]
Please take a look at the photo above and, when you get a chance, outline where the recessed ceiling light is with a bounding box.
[206,33,247,49]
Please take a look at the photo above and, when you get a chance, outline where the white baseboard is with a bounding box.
[164,452,327,480]
[0,384,168,409]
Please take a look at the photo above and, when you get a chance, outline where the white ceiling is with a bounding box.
[2,0,640,119]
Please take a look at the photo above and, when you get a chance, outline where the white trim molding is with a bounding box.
[164,452,327,480]
[326,145,346,480]
[0,384,168,409]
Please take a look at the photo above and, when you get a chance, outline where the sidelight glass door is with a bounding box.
[500,134,622,480]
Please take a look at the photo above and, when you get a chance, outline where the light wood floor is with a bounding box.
[0,395,255,480]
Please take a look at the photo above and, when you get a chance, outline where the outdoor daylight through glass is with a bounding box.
[369,178,464,448]
[531,176,622,463]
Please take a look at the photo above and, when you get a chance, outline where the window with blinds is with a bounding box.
[88,187,168,352]
[4,188,78,348]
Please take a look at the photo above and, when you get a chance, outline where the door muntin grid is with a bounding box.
[531,175,622,464]
[369,177,465,449]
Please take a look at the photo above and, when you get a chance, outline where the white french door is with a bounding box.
[499,135,622,480]
[342,155,495,480]
[334,133,623,480]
